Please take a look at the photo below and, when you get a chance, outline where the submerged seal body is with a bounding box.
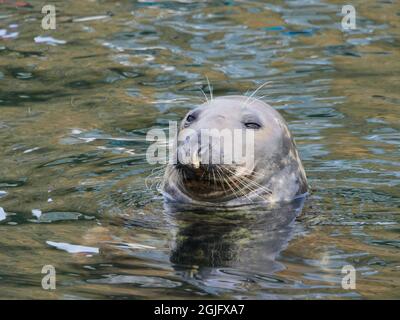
[162,95,307,206]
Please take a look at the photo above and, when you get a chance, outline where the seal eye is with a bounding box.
[186,114,196,123]
[244,122,261,129]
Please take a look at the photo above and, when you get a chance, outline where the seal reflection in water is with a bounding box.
[165,198,306,294]
[162,95,308,205]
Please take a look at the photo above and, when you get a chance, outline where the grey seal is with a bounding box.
[162,95,307,206]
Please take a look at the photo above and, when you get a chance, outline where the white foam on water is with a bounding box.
[46,241,99,254]
[113,242,156,250]
[73,15,110,22]
[78,137,96,143]
[0,207,6,221]
[71,129,83,135]
[0,29,18,39]
[23,147,40,154]
[34,36,66,45]
[32,209,42,219]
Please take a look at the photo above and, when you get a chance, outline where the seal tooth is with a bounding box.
[192,153,200,169]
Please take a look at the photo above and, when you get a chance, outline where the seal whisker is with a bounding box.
[217,166,253,198]
[224,167,272,197]
[223,168,258,196]
[146,166,165,178]
[243,81,271,108]
[224,179,239,199]
[211,167,217,188]
[200,88,209,103]
[238,173,273,195]
[219,169,242,200]
[229,176,267,202]
[230,167,272,189]
[206,76,213,101]
[246,94,267,107]
[249,80,271,99]
[145,167,165,190]
[215,167,228,194]
[223,171,254,202]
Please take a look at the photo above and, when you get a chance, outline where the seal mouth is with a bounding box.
[174,163,234,183]
[173,162,255,202]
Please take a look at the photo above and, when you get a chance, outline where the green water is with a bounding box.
[0,0,399,299]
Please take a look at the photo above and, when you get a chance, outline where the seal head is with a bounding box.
[162,95,307,205]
